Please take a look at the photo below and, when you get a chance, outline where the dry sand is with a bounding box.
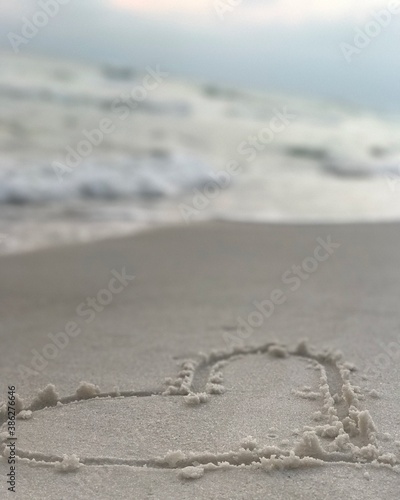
[1,222,400,498]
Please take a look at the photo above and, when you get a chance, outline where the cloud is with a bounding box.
[109,0,391,25]
[228,0,391,25]
[111,0,205,14]
[0,2,33,20]
[0,0,399,111]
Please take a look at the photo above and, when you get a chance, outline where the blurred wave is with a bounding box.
[0,153,212,204]
[1,51,400,254]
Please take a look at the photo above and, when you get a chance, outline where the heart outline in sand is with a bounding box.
[1,340,398,479]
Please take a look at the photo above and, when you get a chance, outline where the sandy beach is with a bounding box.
[1,221,399,498]
[2,3,400,498]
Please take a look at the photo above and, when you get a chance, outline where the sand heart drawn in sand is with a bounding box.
[1,340,399,480]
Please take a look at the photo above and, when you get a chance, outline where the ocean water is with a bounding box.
[1,52,400,255]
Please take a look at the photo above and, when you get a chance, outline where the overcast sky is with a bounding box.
[1,0,400,112]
